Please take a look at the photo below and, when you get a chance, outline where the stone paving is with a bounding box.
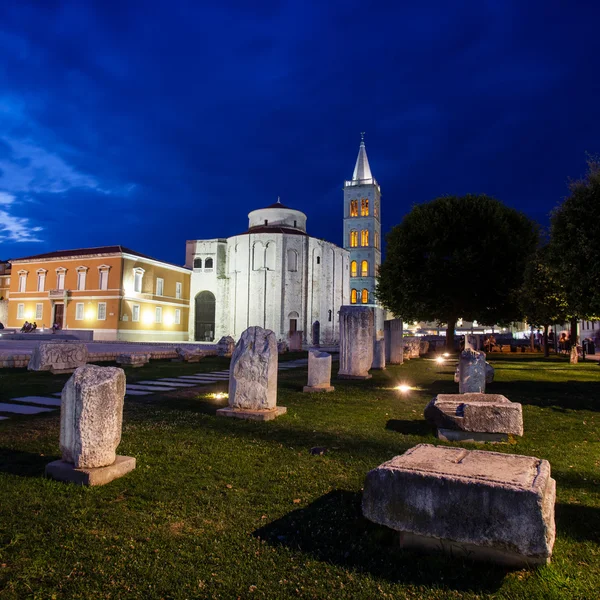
[0,358,311,420]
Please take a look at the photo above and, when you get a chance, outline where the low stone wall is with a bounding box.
[0,353,30,368]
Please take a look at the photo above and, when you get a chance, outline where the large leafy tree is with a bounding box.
[550,157,600,359]
[519,248,569,357]
[376,195,539,350]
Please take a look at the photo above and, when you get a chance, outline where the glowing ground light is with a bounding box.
[210,392,229,400]
[435,356,445,364]
[443,352,450,357]
[396,384,412,393]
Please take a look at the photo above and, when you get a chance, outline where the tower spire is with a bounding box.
[352,132,373,182]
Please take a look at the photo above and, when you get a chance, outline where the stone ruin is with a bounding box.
[424,393,523,442]
[217,336,235,357]
[45,365,136,486]
[456,349,494,393]
[384,318,403,365]
[303,349,334,393]
[217,326,286,421]
[116,352,150,368]
[371,338,386,370]
[28,341,88,374]
[338,306,373,379]
[403,337,421,360]
[362,444,555,567]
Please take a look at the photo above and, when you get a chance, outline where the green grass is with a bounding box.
[0,354,598,599]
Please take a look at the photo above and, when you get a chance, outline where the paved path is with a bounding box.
[0,358,310,421]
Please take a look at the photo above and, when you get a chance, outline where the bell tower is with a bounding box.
[343,133,381,307]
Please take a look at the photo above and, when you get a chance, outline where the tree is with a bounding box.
[376,195,539,351]
[518,248,569,357]
[549,157,600,362]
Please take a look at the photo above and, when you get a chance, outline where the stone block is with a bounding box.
[424,393,523,441]
[27,341,88,374]
[338,306,374,379]
[277,341,288,354]
[216,406,287,421]
[403,337,421,360]
[60,365,126,468]
[217,335,235,357]
[176,347,204,363]
[304,349,334,392]
[362,444,556,566]
[227,326,283,416]
[458,349,487,393]
[384,319,403,365]
[45,455,136,486]
[371,339,386,370]
[486,362,494,384]
[289,331,303,351]
[116,352,150,368]
[419,340,429,356]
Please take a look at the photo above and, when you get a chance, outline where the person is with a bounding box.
[31,322,37,332]
[0,321,4,329]
[20,321,29,333]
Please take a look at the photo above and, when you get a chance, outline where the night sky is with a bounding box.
[1,1,599,265]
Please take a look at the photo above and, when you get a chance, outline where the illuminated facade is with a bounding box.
[0,260,10,325]
[7,246,190,341]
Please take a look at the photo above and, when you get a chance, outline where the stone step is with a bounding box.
[141,380,197,387]
[125,384,176,392]
[10,396,62,407]
[0,402,56,415]
[125,389,151,396]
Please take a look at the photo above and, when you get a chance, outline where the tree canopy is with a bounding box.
[549,157,600,321]
[376,194,539,347]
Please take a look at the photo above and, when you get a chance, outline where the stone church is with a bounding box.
[186,137,383,344]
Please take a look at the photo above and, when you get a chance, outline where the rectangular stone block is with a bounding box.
[45,455,136,486]
[362,444,555,567]
[216,406,287,421]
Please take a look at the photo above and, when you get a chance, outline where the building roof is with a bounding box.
[9,245,190,270]
[263,201,292,210]
[243,226,308,236]
[352,137,373,181]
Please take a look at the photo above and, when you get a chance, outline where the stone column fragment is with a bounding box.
[371,339,386,370]
[458,349,488,393]
[303,350,334,392]
[338,306,374,379]
[384,319,404,365]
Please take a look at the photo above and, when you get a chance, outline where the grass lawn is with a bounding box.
[0,353,598,599]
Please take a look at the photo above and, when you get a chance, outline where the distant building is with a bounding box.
[7,246,190,341]
[186,200,349,344]
[0,260,10,324]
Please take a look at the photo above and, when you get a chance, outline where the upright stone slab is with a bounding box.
[289,331,303,351]
[311,321,320,347]
[116,352,150,368]
[303,349,334,392]
[217,335,235,357]
[45,365,136,486]
[371,339,386,370]
[458,349,487,393]
[338,306,374,379]
[485,362,494,384]
[362,444,556,567]
[424,393,523,442]
[403,337,421,360]
[384,319,403,365]
[28,341,88,374]
[217,326,286,421]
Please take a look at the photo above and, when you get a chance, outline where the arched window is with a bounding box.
[374,231,380,249]
[204,257,214,270]
[361,260,368,277]
[361,230,369,247]
[194,258,202,269]
[287,249,298,272]
[350,230,358,247]
[361,289,369,304]
[350,199,358,217]
[265,241,276,270]
[350,261,357,277]
[351,289,358,304]
[252,242,264,270]
[361,198,369,216]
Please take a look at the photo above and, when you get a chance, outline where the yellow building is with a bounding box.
[7,246,190,341]
[0,260,10,327]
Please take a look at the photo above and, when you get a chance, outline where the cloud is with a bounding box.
[0,191,42,242]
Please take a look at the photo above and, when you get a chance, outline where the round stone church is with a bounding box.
[186,200,350,344]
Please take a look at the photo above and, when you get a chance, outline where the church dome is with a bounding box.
[248,200,307,233]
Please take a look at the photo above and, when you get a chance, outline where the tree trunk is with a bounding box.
[570,317,578,364]
[530,326,535,351]
[543,324,549,358]
[446,319,456,352]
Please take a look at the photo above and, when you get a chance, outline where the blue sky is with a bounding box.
[1,0,599,264]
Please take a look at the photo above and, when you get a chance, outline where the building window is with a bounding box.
[35,303,43,320]
[175,308,181,325]
[316,256,320,265]
[205,257,214,270]
[361,198,369,216]
[194,258,202,269]
[351,261,357,277]
[77,270,86,291]
[362,289,369,304]
[156,277,164,296]
[133,268,144,293]
[350,199,358,217]
[132,304,140,322]
[97,302,107,320]
[176,282,182,299]
[264,220,268,226]
[56,269,66,290]
[155,306,162,323]
[98,268,109,290]
[287,249,298,272]
[361,260,369,277]
[37,272,46,292]
[361,230,369,247]
[328,309,332,322]
[374,231,380,250]
[17,303,24,319]
[75,303,84,321]
[18,273,26,293]
[350,289,357,304]
[294,220,297,228]
[374,201,379,217]
[350,230,358,247]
